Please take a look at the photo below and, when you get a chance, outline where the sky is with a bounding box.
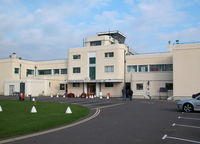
[0,0,200,60]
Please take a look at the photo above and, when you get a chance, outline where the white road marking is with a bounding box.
[172,123,200,129]
[163,135,200,144]
[179,116,200,121]
[162,134,167,140]
[98,103,125,109]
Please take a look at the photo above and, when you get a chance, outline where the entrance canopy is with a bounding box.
[60,79,123,84]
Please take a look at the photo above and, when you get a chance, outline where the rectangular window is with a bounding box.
[150,64,173,72]
[73,67,81,73]
[89,67,96,80]
[166,83,173,90]
[139,65,148,72]
[136,83,143,90]
[105,52,114,57]
[38,69,52,75]
[90,41,101,46]
[26,69,34,76]
[73,54,81,59]
[89,57,96,64]
[53,69,59,74]
[14,68,19,74]
[105,83,114,87]
[61,68,67,74]
[150,64,163,72]
[73,83,80,87]
[164,64,173,71]
[127,65,137,72]
[60,84,65,90]
[105,66,114,72]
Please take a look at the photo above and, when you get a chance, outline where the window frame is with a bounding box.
[38,69,52,75]
[73,83,80,87]
[60,84,65,90]
[26,69,34,76]
[138,65,148,72]
[127,65,137,72]
[165,83,173,90]
[73,67,81,73]
[105,65,114,72]
[73,54,81,60]
[14,68,19,74]
[90,40,101,46]
[61,68,67,74]
[105,52,114,58]
[89,57,96,64]
[105,83,114,87]
[53,69,60,75]
[136,83,143,90]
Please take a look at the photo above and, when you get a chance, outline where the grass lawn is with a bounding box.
[0,100,90,139]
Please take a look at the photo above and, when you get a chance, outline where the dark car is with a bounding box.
[67,93,75,98]
[192,92,200,98]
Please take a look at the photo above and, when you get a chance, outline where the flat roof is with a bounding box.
[97,30,126,44]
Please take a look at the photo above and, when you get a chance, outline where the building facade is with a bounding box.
[0,31,200,100]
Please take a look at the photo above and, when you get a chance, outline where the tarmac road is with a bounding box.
[0,96,186,144]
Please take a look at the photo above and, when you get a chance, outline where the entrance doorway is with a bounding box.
[126,83,131,90]
[87,83,96,95]
[20,82,25,94]
[9,85,14,95]
[65,84,68,93]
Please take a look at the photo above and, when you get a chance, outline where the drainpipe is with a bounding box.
[124,50,126,88]
[19,64,22,79]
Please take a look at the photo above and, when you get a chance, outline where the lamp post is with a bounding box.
[34,66,37,76]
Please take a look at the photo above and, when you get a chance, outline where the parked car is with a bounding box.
[177,95,200,112]
[67,93,75,98]
[192,92,200,98]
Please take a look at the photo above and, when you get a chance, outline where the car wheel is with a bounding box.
[183,103,193,112]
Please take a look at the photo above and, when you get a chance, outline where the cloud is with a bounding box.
[0,0,200,59]
[158,24,200,43]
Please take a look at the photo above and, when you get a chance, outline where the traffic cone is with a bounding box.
[0,105,2,112]
[106,93,110,99]
[100,96,103,99]
[31,106,37,113]
[65,107,72,114]
[51,94,53,98]
[32,98,36,102]
[63,95,65,98]
[56,93,59,98]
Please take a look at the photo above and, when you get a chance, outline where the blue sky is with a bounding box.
[0,0,200,60]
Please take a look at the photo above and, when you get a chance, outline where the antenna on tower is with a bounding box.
[83,38,85,47]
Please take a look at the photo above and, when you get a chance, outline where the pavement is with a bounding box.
[0,96,200,144]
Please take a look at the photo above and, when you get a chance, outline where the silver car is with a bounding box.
[177,95,200,112]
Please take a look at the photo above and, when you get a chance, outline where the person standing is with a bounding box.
[122,87,126,101]
[127,89,133,101]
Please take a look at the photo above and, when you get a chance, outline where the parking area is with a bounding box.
[35,96,124,109]
[162,111,200,144]
[0,96,125,109]
[1,96,200,144]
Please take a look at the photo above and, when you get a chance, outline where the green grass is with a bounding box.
[0,100,90,139]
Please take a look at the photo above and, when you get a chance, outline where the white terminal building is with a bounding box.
[0,31,200,100]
